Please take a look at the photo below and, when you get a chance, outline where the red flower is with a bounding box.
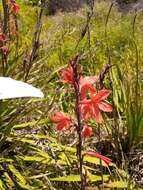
[61,66,74,84]
[82,125,93,138]
[80,89,112,123]
[50,112,72,131]
[86,151,112,166]
[80,76,97,99]
[0,33,6,42]
[1,46,9,56]
[12,3,20,14]
[61,66,97,98]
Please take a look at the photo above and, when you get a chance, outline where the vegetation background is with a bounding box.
[0,0,143,189]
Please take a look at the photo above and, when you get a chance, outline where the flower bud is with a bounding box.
[82,125,93,138]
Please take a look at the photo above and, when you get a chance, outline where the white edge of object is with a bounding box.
[0,77,44,100]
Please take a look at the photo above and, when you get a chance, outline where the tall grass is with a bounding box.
[0,0,142,189]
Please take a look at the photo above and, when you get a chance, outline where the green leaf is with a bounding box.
[0,179,5,190]
[0,158,13,163]
[13,119,49,129]
[31,147,52,159]
[29,173,52,179]
[8,164,34,189]
[49,175,80,182]
[18,138,35,144]
[50,174,109,182]
[51,143,76,153]
[8,164,26,185]
[105,181,128,188]
[89,174,109,182]
[18,156,45,162]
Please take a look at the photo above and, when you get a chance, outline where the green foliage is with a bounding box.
[0,0,143,189]
[50,174,109,182]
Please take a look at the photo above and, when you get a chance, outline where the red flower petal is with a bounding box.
[81,85,96,99]
[50,112,65,122]
[56,123,64,131]
[80,99,91,104]
[86,151,112,165]
[94,89,111,102]
[98,101,113,112]
[80,103,92,120]
[80,76,97,87]
[80,76,97,99]
[12,3,20,14]
[93,105,103,123]
[61,66,74,84]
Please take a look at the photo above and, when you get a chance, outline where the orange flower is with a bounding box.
[86,151,112,166]
[80,76,97,99]
[61,66,74,84]
[50,112,72,131]
[80,89,112,123]
[82,125,93,138]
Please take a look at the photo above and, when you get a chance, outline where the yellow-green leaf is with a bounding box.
[105,181,128,188]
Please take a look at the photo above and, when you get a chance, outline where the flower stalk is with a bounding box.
[70,56,86,190]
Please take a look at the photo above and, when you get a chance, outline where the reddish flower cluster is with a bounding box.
[10,0,20,14]
[0,33,9,56]
[51,65,112,135]
[51,64,113,165]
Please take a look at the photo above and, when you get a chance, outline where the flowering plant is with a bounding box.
[0,0,20,75]
[51,56,113,189]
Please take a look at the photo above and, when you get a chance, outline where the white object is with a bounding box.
[0,77,44,100]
